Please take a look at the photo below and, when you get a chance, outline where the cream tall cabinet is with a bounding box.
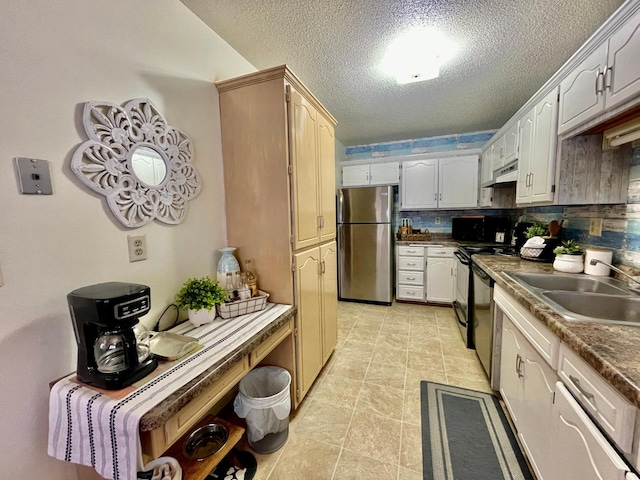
[217,66,338,407]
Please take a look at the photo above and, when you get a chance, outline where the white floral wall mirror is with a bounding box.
[71,99,201,228]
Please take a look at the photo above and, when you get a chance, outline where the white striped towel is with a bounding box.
[48,303,291,480]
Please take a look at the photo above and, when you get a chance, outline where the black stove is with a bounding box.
[457,244,518,261]
[453,244,518,350]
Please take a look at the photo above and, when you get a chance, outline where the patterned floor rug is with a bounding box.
[421,381,534,480]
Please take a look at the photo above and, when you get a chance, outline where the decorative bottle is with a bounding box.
[244,259,258,297]
[217,247,240,285]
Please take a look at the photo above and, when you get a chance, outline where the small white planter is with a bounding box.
[188,308,216,326]
[553,254,584,273]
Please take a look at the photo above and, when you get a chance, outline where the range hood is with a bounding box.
[603,117,640,149]
[482,161,518,187]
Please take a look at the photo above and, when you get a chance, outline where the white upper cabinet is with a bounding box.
[558,43,608,134]
[559,7,640,134]
[401,158,438,209]
[439,156,479,208]
[341,161,399,187]
[480,147,493,186]
[401,156,478,210]
[503,121,519,164]
[517,88,559,204]
[341,164,369,186]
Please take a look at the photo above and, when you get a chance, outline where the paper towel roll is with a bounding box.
[584,248,613,276]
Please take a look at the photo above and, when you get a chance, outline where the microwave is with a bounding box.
[452,216,510,243]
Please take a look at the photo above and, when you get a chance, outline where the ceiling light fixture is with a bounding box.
[381,27,458,85]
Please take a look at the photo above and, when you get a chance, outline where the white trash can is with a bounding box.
[233,366,291,454]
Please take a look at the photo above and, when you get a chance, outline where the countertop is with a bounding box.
[474,255,640,409]
[138,305,296,431]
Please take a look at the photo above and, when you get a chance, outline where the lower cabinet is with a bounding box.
[552,382,631,480]
[495,285,637,480]
[293,241,337,401]
[499,315,556,480]
[396,245,426,302]
[426,247,454,303]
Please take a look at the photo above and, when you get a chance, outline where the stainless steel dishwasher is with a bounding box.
[471,261,494,378]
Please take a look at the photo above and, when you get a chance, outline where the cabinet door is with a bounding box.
[290,88,320,250]
[558,42,607,134]
[369,161,400,185]
[293,248,323,399]
[499,315,525,428]
[491,140,504,171]
[480,149,493,185]
[401,159,437,209]
[426,257,453,302]
[519,341,557,480]
[530,89,558,203]
[606,9,640,111]
[318,115,336,242]
[503,122,519,164]
[320,242,338,363]
[516,108,535,204]
[342,164,369,187]
[551,382,630,480]
[439,156,478,208]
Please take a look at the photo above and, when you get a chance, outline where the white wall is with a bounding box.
[0,1,255,478]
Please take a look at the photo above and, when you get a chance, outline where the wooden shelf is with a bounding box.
[164,415,244,480]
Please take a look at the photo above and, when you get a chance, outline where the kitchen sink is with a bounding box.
[542,291,640,325]
[506,271,640,326]
[507,272,631,295]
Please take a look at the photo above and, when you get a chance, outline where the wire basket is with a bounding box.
[520,246,545,259]
[216,291,269,319]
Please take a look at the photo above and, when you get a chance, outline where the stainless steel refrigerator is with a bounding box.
[337,185,393,305]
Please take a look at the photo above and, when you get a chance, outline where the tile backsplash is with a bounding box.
[345,131,640,269]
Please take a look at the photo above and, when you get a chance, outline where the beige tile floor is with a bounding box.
[248,300,493,480]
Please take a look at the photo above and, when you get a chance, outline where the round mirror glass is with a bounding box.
[130,146,168,186]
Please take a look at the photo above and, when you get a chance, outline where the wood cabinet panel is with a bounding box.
[318,114,336,242]
[321,242,338,363]
[290,88,320,251]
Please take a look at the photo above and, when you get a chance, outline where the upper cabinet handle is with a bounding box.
[596,69,604,95]
[604,66,613,91]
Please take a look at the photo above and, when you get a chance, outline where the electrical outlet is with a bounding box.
[127,234,147,262]
[435,217,441,225]
[589,218,603,237]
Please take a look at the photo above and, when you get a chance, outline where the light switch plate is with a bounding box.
[14,157,53,194]
[589,218,603,237]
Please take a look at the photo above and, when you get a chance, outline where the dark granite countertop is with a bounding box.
[474,255,640,409]
[139,305,296,431]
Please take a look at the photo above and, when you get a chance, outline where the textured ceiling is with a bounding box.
[181,0,626,146]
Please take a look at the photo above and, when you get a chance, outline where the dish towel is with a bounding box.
[48,303,291,480]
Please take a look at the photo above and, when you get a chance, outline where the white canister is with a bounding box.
[584,248,613,276]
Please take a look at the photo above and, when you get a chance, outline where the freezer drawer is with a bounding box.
[338,223,392,303]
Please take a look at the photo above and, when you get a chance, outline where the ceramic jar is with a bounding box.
[188,308,216,327]
[553,254,584,273]
[217,247,240,284]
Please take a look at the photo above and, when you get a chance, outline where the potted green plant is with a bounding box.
[176,276,227,326]
[525,222,548,238]
[552,240,584,273]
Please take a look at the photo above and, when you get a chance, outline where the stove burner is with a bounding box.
[458,244,518,259]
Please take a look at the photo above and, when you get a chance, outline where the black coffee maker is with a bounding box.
[67,282,158,390]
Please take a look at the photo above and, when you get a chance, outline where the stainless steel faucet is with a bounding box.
[589,259,640,289]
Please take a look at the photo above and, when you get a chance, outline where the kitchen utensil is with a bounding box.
[183,423,229,460]
[549,220,560,237]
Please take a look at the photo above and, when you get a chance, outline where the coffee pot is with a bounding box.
[67,282,158,390]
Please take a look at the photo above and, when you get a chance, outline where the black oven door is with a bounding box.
[453,250,472,347]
